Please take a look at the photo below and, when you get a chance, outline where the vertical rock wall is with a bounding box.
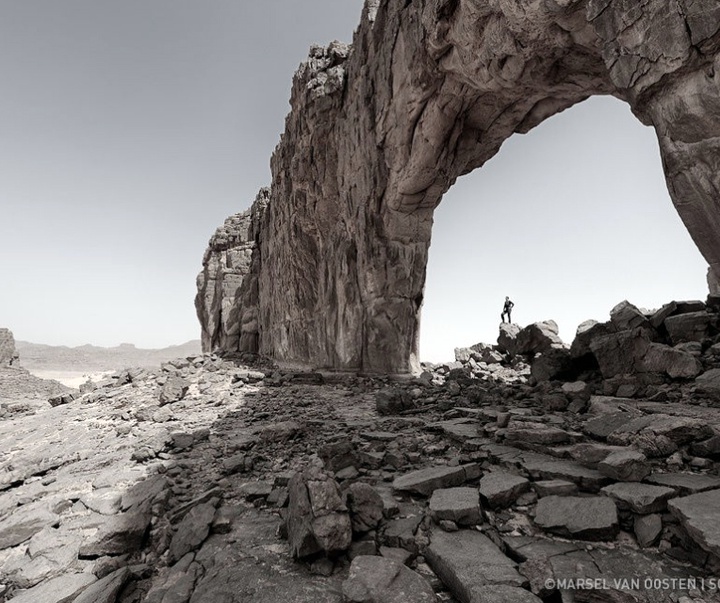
[198,0,720,374]
[195,189,269,354]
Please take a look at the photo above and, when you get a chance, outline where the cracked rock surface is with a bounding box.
[5,295,720,602]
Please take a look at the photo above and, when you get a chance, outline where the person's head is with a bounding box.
[505,296,509,301]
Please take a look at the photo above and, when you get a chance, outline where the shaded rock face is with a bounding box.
[0,328,19,367]
[198,1,720,374]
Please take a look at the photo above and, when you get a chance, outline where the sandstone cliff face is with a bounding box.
[0,328,19,367]
[195,189,269,354]
[199,0,720,374]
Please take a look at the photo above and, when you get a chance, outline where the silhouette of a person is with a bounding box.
[501,296,514,323]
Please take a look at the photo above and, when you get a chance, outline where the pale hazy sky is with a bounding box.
[0,1,710,362]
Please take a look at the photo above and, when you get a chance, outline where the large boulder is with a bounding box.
[638,343,702,378]
[530,347,573,382]
[589,329,650,379]
[286,467,352,558]
[610,300,650,331]
[515,321,564,356]
[497,323,521,356]
[696,369,720,401]
[664,311,711,344]
[570,320,615,359]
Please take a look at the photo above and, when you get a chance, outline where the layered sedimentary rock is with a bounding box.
[198,0,720,374]
[196,189,269,354]
[0,328,19,367]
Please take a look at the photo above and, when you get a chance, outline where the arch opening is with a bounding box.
[420,96,710,363]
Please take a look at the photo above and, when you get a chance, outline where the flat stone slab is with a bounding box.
[430,419,480,442]
[646,472,720,494]
[393,465,472,497]
[534,496,618,541]
[584,412,637,440]
[505,424,573,445]
[507,535,699,601]
[342,555,437,603]
[560,442,626,468]
[601,483,675,514]
[520,455,608,492]
[598,450,650,482]
[73,568,131,603]
[168,499,218,563]
[425,530,527,603]
[607,414,712,448]
[668,488,720,557]
[0,503,58,550]
[479,471,530,509]
[79,510,151,557]
[429,487,481,526]
[482,444,608,492]
[465,584,542,603]
[7,572,97,603]
[533,480,578,498]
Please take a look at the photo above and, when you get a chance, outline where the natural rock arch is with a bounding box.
[196,0,720,374]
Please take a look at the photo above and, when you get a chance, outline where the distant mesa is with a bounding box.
[0,328,19,367]
[15,339,202,373]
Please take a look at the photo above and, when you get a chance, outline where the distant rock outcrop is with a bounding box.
[0,328,19,367]
[198,0,720,375]
[195,189,269,354]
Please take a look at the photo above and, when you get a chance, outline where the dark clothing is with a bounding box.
[501,299,514,323]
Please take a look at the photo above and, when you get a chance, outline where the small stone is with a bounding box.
[533,480,578,497]
[310,557,334,577]
[429,487,481,526]
[238,481,273,501]
[598,450,650,482]
[347,483,384,533]
[634,514,662,548]
[158,377,190,405]
[479,471,530,509]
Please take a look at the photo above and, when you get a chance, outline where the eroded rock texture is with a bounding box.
[196,189,269,354]
[198,0,720,374]
[0,328,19,367]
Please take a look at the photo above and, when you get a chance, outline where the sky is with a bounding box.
[0,1,710,362]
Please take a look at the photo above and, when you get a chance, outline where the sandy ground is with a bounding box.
[28,370,114,388]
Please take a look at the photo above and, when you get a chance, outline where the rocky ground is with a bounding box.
[4,299,720,602]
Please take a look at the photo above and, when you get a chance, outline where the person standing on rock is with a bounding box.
[501,296,514,323]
